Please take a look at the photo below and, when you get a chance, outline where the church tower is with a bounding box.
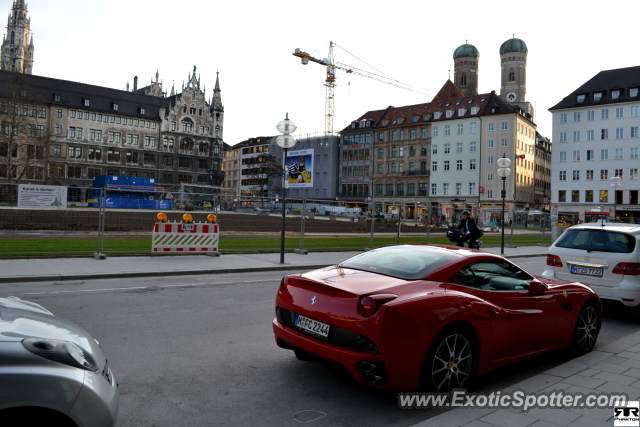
[500,35,532,115]
[453,41,479,96]
[1,0,34,74]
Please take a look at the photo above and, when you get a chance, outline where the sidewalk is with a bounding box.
[0,246,549,283]
[411,331,640,427]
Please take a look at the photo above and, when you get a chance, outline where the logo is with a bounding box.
[563,290,568,298]
[311,296,316,306]
[615,401,640,426]
[584,257,590,262]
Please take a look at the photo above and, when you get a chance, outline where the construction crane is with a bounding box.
[293,41,430,135]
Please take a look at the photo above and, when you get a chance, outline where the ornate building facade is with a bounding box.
[1,0,34,74]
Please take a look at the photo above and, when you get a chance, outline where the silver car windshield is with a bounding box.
[555,229,636,254]
[339,245,461,280]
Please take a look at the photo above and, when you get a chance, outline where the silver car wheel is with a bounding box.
[576,306,599,352]
[431,333,473,393]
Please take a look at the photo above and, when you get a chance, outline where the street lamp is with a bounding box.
[276,113,297,264]
[610,176,621,223]
[497,154,512,255]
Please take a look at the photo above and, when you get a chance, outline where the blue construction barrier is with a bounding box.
[88,198,172,210]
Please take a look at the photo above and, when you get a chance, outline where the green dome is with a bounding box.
[500,37,528,55]
[453,43,479,60]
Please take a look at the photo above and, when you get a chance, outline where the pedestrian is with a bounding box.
[509,219,512,227]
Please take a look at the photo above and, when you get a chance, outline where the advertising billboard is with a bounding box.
[285,149,314,188]
[17,184,67,208]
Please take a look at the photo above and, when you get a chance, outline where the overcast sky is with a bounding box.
[10,0,639,146]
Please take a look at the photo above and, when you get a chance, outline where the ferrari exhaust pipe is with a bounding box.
[364,373,382,384]
[360,361,377,373]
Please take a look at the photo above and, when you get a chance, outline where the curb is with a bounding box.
[0,253,548,284]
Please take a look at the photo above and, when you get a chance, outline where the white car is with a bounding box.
[542,223,640,313]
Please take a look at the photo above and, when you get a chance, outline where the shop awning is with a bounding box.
[585,212,609,216]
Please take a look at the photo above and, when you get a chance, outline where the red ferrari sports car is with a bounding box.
[273,244,601,392]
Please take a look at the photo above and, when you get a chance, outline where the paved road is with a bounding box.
[2,257,638,427]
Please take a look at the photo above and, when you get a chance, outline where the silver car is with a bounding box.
[0,296,118,427]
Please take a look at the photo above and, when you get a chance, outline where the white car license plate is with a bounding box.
[570,266,603,277]
[294,314,330,338]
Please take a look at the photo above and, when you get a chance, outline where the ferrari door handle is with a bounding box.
[490,308,499,316]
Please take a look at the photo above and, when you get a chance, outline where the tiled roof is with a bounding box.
[549,65,640,111]
[341,108,388,132]
[0,70,166,120]
[432,79,466,101]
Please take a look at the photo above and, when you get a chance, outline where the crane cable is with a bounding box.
[333,43,396,81]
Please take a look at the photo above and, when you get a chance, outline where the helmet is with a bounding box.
[462,210,471,215]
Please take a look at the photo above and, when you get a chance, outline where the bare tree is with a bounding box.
[244,153,283,208]
[0,73,64,202]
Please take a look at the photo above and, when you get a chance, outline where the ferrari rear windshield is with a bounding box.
[555,229,636,254]
[339,245,460,280]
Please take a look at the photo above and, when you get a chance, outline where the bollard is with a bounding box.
[294,198,308,255]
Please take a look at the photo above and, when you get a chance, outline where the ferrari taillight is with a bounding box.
[613,263,640,276]
[278,276,289,293]
[359,294,398,317]
[547,255,563,267]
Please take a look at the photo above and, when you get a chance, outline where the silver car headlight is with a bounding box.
[21,338,98,372]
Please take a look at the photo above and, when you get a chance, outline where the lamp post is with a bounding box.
[497,154,512,255]
[276,113,297,264]
[610,176,621,223]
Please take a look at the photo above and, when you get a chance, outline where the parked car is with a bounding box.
[542,223,640,317]
[273,244,601,392]
[0,297,118,426]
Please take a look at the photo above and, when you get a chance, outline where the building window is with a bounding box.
[558,190,566,202]
[586,170,593,180]
[600,169,608,180]
[457,124,463,135]
[612,91,620,99]
[601,129,608,140]
[573,170,580,181]
[469,182,476,195]
[410,129,416,140]
[392,130,398,141]
[601,149,608,160]
[631,106,639,117]
[632,127,639,138]
[386,184,393,196]
[559,171,566,181]
[487,139,494,148]
[469,159,476,170]
[631,147,639,159]
[501,122,508,131]
[455,183,462,195]
[573,150,580,161]
[559,113,567,123]
[586,150,594,161]
[573,112,580,122]
[616,107,624,118]
[601,109,609,120]
[470,122,477,134]
[469,141,476,153]
[456,143,463,153]
[456,160,462,171]
[615,148,624,160]
[444,125,451,136]
[599,190,608,203]
[432,126,438,137]
[431,183,437,195]
[444,144,450,154]
[616,128,624,139]
[487,173,493,182]
[571,190,580,202]
[488,156,493,165]
[614,168,623,178]
[409,146,416,156]
[432,161,437,172]
[421,128,427,138]
[501,139,508,147]
[587,130,594,141]
[378,132,384,142]
[631,169,639,180]
[444,160,449,171]
[378,148,383,159]
[446,111,453,118]
[443,183,449,195]
[375,184,383,196]
[559,132,567,142]
[112,103,119,111]
[432,145,437,155]
[587,110,594,121]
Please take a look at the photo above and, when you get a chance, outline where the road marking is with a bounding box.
[19,279,278,296]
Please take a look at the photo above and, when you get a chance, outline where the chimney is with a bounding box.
[133,76,138,92]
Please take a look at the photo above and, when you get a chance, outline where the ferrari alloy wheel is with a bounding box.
[573,304,599,354]
[430,333,473,393]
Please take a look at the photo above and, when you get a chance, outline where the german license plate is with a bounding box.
[294,314,330,338]
[570,266,603,277]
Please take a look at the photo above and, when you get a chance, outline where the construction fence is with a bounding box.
[0,183,597,258]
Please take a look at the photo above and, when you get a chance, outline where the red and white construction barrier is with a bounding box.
[152,221,219,255]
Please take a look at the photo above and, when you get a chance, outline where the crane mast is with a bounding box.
[293,41,429,135]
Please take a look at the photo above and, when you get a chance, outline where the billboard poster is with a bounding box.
[285,148,314,188]
[18,184,67,208]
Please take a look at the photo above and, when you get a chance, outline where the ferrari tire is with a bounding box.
[571,302,600,355]
[420,326,477,393]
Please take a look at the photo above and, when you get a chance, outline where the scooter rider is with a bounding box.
[456,210,478,248]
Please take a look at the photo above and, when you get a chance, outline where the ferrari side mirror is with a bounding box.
[529,279,548,296]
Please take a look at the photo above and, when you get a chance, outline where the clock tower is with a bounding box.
[499,35,532,116]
